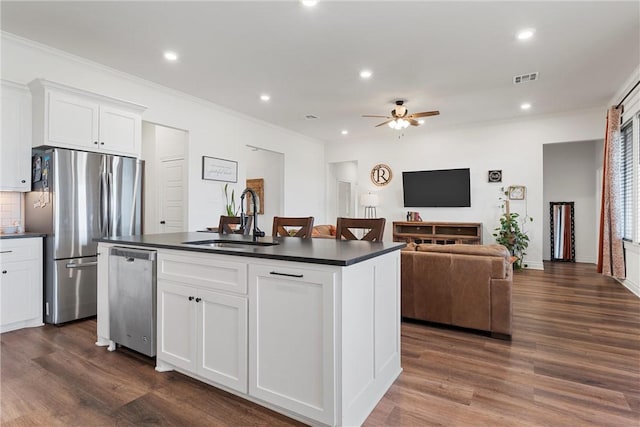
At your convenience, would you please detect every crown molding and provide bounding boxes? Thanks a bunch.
[1,31,325,146]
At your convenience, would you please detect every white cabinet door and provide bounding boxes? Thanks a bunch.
[0,81,31,191]
[47,90,100,149]
[30,80,145,157]
[0,260,40,329]
[99,105,141,157]
[198,288,248,393]
[157,280,198,372]
[0,237,43,333]
[249,264,336,425]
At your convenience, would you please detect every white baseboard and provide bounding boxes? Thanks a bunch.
[524,261,544,270]
[620,277,640,298]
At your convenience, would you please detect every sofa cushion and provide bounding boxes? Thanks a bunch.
[416,244,509,278]
[416,243,509,258]
[312,224,336,238]
[400,241,417,252]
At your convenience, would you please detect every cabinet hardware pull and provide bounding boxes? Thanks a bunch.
[2,270,6,274]
[100,142,105,145]
[21,179,26,183]
[94,141,98,144]
[0,250,13,254]
[126,257,135,263]
[269,271,304,278]
[160,221,166,224]
[188,296,194,301]
[195,297,202,302]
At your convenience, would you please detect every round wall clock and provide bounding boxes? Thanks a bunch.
[371,163,393,186]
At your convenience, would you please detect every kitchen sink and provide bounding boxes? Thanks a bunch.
[183,239,279,248]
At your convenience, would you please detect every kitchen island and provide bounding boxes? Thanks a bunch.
[96,232,404,427]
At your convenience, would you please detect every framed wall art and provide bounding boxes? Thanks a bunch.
[488,170,502,183]
[246,178,264,215]
[202,156,237,182]
[508,185,526,200]
[371,163,393,186]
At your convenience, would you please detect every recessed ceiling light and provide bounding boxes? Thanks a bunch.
[341,130,348,135]
[260,94,271,102]
[521,102,532,110]
[301,0,318,7]
[517,28,535,40]
[417,119,425,125]
[163,51,178,61]
[359,69,373,79]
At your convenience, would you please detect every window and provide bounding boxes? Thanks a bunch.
[620,121,634,241]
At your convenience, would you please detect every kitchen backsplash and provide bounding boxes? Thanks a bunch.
[0,192,23,227]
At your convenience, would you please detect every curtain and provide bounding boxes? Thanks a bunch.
[597,107,625,278]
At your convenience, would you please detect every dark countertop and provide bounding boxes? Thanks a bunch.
[0,232,47,240]
[96,232,405,266]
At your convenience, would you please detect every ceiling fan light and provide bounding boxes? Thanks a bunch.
[388,120,397,129]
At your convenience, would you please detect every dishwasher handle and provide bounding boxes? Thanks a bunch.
[110,247,156,261]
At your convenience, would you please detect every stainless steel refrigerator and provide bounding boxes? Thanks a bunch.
[25,147,143,324]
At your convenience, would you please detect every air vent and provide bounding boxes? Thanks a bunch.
[305,114,318,120]
[513,72,539,84]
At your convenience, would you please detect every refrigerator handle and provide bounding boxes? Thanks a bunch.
[100,171,109,236]
[108,172,116,236]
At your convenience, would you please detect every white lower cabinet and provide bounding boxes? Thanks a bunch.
[249,263,336,425]
[157,255,248,394]
[0,237,44,333]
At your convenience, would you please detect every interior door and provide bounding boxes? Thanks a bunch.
[159,158,186,233]
[337,180,352,217]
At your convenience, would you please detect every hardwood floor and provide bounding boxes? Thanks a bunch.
[2,262,639,426]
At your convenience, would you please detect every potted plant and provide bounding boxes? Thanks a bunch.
[493,188,532,270]
[224,183,238,216]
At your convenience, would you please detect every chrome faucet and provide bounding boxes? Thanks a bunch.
[240,188,265,239]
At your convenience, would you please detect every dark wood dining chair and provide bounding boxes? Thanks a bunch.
[335,217,386,242]
[272,216,314,238]
[218,215,252,235]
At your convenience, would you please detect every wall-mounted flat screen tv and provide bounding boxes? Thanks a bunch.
[402,168,471,207]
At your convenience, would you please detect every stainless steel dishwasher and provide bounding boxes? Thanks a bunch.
[109,246,157,357]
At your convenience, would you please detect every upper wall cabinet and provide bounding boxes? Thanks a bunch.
[0,80,32,192]
[29,79,146,158]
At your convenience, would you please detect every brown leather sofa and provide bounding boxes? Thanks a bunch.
[401,243,513,339]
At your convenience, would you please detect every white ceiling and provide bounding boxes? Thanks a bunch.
[2,1,638,143]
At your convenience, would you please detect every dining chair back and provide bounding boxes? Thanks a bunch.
[335,217,386,242]
[272,216,314,238]
[218,215,251,235]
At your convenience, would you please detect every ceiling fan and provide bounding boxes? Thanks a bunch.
[363,100,440,130]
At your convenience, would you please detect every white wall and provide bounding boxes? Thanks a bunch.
[1,33,326,231]
[543,140,599,263]
[245,147,284,235]
[326,108,605,269]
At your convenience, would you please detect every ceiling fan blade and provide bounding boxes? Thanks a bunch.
[375,119,394,127]
[408,111,440,119]
[362,115,391,118]
[408,119,420,126]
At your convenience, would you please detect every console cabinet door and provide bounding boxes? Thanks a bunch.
[249,264,336,425]
[198,288,248,393]
[157,280,197,372]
